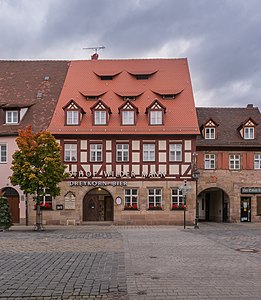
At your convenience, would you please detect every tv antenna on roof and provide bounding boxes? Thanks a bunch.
[83,46,105,60]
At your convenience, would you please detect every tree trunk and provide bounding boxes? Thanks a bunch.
[35,194,44,231]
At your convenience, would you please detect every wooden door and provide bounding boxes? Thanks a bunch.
[7,196,20,223]
[104,196,113,221]
[83,195,99,221]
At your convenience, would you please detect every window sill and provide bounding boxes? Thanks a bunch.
[124,208,139,211]
[148,207,163,211]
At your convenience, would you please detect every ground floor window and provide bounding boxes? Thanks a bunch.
[148,188,162,210]
[34,191,53,210]
[124,189,138,210]
[171,188,184,209]
[257,196,261,215]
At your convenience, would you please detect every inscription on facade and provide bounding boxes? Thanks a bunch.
[64,191,76,209]
[69,181,128,187]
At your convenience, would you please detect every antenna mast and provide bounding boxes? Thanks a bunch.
[83,46,105,60]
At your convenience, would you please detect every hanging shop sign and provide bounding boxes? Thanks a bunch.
[241,187,261,194]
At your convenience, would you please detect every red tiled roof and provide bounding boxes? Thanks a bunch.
[48,59,199,135]
[0,60,69,135]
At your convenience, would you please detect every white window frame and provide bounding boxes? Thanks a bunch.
[204,154,215,169]
[124,189,138,208]
[205,127,215,139]
[150,110,163,125]
[64,144,77,162]
[0,144,7,163]
[148,188,162,208]
[94,111,106,125]
[169,144,182,161]
[254,154,261,169]
[171,188,184,206]
[229,154,240,170]
[244,127,254,139]
[6,111,19,124]
[67,110,79,125]
[116,144,129,162]
[122,111,134,125]
[90,144,102,162]
[143,144,155,161]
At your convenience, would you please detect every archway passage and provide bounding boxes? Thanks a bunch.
[2,187,20,223]
[83,188,114,222]
[199,187,229,222]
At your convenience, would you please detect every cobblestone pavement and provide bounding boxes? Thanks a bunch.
[0,223,260,300]
[119,222,261,300]
[0,226,127,300]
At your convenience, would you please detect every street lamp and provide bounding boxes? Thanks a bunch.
[192,169,200,229]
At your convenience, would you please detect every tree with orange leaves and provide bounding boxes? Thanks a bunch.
[10,126,68,230]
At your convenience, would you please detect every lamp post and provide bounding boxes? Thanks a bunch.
[192,169,200,229]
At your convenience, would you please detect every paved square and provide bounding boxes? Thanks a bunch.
[0,223,260,299]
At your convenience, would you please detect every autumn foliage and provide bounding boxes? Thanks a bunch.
[10,126,68,198]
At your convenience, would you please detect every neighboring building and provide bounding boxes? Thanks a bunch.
[41,58,200,225]
[0,60,70,224]
[196,104,261,223]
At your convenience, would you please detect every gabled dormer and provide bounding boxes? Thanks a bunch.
[63,100,85,126]
[201,118,219,139]
[145,99,166,125]
[2,105,30,125]
[238,118,257,140]
[90,99,112,125]
[118,100,139,125]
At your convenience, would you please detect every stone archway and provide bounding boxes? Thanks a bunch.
[199,187,229,222]
[2,187,20,223]
[83,188,114,222]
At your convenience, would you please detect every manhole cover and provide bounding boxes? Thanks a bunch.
[134,272,143,276]
[236,248,258,253]
[137,290,147,295]
[149,256,158,259]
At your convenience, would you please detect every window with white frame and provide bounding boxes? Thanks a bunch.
[150,110,163,125]
[169,144,182,161]
[143,144,155,161]
[148,188,162,209]
[171,188,184,208]
[67,111,79,125]
[6,111,19,124]
[116,144,129,162]
[122,111,134,125]
[124,189,138,209]
[254,154,261,169]
[204,154,215,169]
[229,154,240,170]
[90,144,102,162]
[205,127,215,139]
[94,111,106,125]
[244,127,254,139]
[64,144,77,162]
[0,144,7,163]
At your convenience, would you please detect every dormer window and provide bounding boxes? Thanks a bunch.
[63,100,85,126]
[205,127,215,139]
[202,119,218,140]
[146,99,166,125]
[128,70,158,80]
[118,100,139,126]
[152,89,183,100]
[91,99,111,126]
[244,127,254,139]
[6,110,19,124]
[238,118,257,140]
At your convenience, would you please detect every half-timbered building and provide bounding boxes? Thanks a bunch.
[42,58,200,225]
[196,104,261,223]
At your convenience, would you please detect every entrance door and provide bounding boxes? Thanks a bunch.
[104,196,113,221]
[83,195,99,221]
[205,193,210,221]
[3,188,20,223]
[241,197,251,222]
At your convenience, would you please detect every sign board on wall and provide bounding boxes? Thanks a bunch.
[64,192,76,209]
[241,187,261,194]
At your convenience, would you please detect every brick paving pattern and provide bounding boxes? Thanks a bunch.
[0,223,260,299]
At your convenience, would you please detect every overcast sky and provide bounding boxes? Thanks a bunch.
[0,0,261,107]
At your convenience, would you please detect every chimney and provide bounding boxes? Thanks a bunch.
[247,104,254,109]
[91,53,99,60]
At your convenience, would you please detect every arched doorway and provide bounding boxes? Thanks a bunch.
[83,188,114,222]
[2,187,20,223]
[199,187,229,222]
